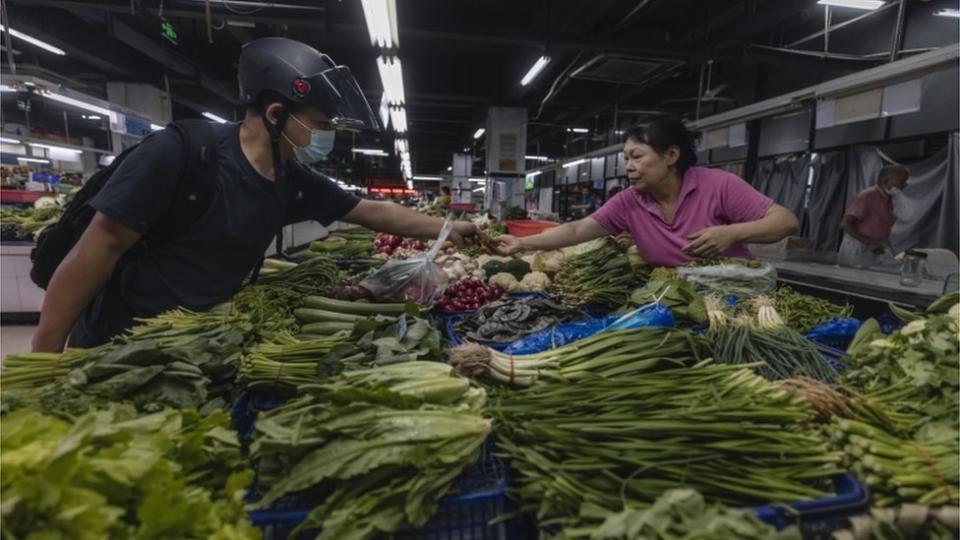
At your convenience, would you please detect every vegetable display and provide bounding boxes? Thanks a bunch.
[707,296,838,383]
[450,327,708,386]
[677,257,777,297]
[771,285,853,333]
[625,271,707,326]
[309,228,376,257]
[436,278,505,312]
[454,295,583,343]
[492,362,842,533]
[1,406,258,540]
[573,489,800,540]
[250,362,490,540]
[0,204,63,240]
[550,236,639,307]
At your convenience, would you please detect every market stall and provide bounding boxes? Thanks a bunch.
[3,220,957,540]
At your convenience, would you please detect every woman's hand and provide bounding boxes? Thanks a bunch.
[492,234,524,256]
[682,225,741,259]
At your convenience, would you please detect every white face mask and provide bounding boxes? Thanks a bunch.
[283,114,336,163]
[886,187,902,197]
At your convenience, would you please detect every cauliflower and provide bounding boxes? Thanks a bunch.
[489,272,520,292]
[531,250,565,275]
[519,271,551,292]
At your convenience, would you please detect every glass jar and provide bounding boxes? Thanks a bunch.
[899,250,928,287]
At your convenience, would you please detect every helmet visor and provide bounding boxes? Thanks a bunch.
[301,66,381,132]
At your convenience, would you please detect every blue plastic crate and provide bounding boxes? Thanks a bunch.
[247,439,514,540]
[752,474,869,533]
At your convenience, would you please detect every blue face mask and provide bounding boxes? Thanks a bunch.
[284,114,336,163]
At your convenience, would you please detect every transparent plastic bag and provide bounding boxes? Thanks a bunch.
[676,262,777,297]
[360,221,453,305]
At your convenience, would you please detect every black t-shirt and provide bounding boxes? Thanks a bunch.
[70,123,359,347]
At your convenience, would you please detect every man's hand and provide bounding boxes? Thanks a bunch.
[492,234,523,256]
[447,221,480,247]
[682,225,740,259]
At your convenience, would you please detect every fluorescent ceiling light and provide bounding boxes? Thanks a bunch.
[473,128,485,139]
[150,123,164,131]
[567,127,589,133]
[0,24,66,55]
[0,85,15,92]
[360,0,399,48]
[30,142,81,153]
[934,8,960,17]
[352,148,389,156]
[17,157,50,164]
[817,0,883,9]
[520,56,551,86]
[469,177,485,183]
[202,112,228,124]
[446,166,452,171]
[526,170,543,178]
[43,91,113,117]
[394,138,409,154]
[563,158,587,168]
[472,187,485,192]
[0,137,21,144]
[525,155,550,161]
[376,56,405,105]
[81,114,102,120]
[412,175,442,181]
[389,106,408,133]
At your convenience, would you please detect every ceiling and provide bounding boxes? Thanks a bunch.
[2,0,956,181]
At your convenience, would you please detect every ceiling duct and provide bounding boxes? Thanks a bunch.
[569,54,677,85]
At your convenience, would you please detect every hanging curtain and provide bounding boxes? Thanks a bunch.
[884,132,960,254]
[807,134,959,254]
[752,155,810,219]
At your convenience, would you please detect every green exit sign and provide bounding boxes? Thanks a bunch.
[161,18,178,45]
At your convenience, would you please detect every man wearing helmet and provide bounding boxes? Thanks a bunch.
[32,38,479,352]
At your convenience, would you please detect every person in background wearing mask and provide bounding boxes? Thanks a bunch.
[494,116,798,265]
[32,38,479,352]
[839,165,909,258]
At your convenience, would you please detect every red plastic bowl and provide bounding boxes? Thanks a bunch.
[505,219,559,237]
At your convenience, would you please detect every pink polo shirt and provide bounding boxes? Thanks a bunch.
[843,186,895,242]
[590,167,774,267]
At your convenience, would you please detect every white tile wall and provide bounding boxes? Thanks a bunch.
[0,247,43,313]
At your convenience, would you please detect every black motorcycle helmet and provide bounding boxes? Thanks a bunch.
[238,37,380,133]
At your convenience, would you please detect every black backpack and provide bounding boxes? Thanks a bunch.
[30,120,222,289]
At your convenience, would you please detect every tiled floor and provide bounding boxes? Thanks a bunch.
[1,325,36,357]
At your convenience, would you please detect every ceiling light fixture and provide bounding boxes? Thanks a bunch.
[30,142,81,153]
[0,85,15,92]
[376,56,405,105]
[473,128,485,139]
[567,127,589,133]
[469,177,485,183]
[0,24,66,55]
[0,137,21,144]
[525,155,550,161]
[520,55,551,86]
[17,157,51,164]
[817,0,883,10]
[360,0,399,48]
[563,158,587,168]
[412,175,442,181]
[202,112,228,124]
[934,8,960,17]
[526,170,543,178]
[352,148,389,156]
[389,106,408,133]
[43,91,113,117]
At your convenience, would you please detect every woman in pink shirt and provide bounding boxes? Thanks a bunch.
[495,117,799,267]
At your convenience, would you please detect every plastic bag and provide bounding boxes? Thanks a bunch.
[805,317,863,350]
[360,221,453,305]
[503,303,675,355]
[677,262,777,297]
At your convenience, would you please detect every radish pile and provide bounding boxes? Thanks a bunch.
[437,279,506,312]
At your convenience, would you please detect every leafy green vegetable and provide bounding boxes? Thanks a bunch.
[551,236,640,308]
[250,362,489,540]
[562,489,801,540]
[625,277,707,326]
[0,406,259,540]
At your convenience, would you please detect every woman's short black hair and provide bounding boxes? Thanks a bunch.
[622,116,700,175]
